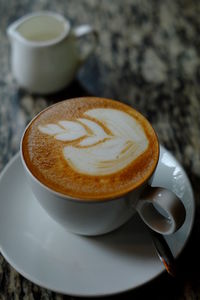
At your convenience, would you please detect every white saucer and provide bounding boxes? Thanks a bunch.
[0,146,195,297]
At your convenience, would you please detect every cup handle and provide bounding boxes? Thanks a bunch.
[73,25,98,64]
[136,186,186,235]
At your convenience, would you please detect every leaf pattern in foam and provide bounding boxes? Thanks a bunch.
[39,120,87,141]
[84,108,146,142]
[38,108,149,175]
[78,118,109,146]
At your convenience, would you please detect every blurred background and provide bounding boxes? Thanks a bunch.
[0,0,200,299]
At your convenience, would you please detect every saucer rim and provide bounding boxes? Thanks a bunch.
[0,146,195,297]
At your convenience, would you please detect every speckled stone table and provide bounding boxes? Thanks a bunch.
[0,0,200,299]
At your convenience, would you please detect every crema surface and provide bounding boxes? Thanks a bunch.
[22,98,159,200]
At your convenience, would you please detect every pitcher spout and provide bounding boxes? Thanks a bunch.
[7,21,19,42]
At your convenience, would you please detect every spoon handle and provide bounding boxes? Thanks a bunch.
[150,229,177,277]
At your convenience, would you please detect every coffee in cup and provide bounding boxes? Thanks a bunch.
[22,97,159,200]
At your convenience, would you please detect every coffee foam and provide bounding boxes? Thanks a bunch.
[22,98,159,200]
[39,108,148,175]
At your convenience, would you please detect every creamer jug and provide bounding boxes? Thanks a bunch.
[7,12,98,94]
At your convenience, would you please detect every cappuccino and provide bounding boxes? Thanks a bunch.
[22,97,159,200]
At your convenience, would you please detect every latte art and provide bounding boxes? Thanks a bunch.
[39,108,148,175]
[22,97,159,199]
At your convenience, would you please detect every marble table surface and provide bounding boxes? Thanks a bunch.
[0,0,200,299]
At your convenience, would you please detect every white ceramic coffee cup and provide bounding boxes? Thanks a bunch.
[7,11,98,94]
[20,120,186,237]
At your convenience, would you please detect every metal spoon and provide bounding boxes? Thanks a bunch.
[149,229,177,277]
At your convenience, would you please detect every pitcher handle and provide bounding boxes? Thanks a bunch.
[73,25,98,64]
[136,186,186,235]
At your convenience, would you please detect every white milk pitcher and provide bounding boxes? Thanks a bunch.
[7,12,98,94]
